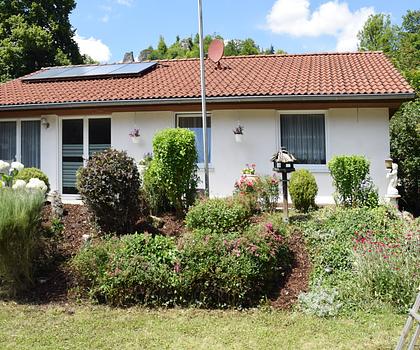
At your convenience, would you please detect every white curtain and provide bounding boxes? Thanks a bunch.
[280,114,326,164]
[178,115,211,163]
[21,120,41,168]
[0,122,17,162]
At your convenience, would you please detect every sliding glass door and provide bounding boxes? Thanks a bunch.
[61,118,110,195]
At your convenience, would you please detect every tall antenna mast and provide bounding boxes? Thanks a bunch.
[197,0,209,196]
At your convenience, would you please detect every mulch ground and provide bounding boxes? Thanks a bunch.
[23,204,311,309]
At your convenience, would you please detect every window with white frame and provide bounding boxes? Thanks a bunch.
[176,113,211,163]
[0,120,41,167]
[280,113,326,164]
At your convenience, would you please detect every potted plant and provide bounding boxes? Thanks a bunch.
[233,125,244,143]
[129,128,140,143]
[242,163,257,180]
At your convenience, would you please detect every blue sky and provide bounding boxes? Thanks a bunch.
[70,0,417,63]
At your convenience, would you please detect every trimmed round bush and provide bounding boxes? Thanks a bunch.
[185,197,254,234]
[77,148,141,234]
[289,169,318,212]
[15,167,50,192]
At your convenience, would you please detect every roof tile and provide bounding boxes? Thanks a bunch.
[0,52,414,107]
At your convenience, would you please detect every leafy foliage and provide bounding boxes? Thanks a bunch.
[390,99,420,215]
[0,0,84,81]
[328,155,378,208]
[357,14,397,54]
[71,219,291,308]
[185,197,254,234]
[0,188,44,294]
[76,149,141,235]
[300,206,420,313]
[298,286,342,317]
[149,129,199,216]
[14,167,50,192]
[289,169,318,212]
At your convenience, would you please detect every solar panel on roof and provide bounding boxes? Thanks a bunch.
[22,62,157,82]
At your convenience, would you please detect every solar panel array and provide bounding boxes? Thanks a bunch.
[22,62,157,82]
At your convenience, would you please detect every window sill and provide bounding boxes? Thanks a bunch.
[294,164,329,173]
[197,164,215,172]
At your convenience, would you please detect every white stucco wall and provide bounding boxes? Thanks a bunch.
[38,107,390,204]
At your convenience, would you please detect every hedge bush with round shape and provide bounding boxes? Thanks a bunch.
[185,197,254,234]
[77,148,141,234]
[289,169,318,212]
[14,167,50,192]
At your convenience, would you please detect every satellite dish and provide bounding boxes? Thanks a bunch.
[208,39,224,63]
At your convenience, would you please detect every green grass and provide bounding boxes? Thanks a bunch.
[0,302,405,350]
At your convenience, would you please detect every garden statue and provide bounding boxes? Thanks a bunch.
[386,163,399,195]
[385,162,400,207]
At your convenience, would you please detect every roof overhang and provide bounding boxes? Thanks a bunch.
[0,93,415,112]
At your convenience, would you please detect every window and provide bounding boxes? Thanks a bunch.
[61,117,111,195]
[280,114,326,164]
[0,120,41,167]
[176,114,211,163]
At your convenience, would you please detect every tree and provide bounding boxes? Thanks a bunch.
[358,9,420,215]
[357,14,397,54]
[390,100,420,216]
[239,38,260,55]
[0,0,83,81]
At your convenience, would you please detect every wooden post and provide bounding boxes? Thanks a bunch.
[282,171,289,222]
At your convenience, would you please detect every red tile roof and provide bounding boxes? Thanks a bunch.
[0,52,414,108]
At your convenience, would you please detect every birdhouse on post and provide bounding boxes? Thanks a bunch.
[271,148,296,222]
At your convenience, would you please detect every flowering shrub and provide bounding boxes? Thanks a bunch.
[352,229,420,311]
[15,167,50,192]
[301,205,420,313]
[71,216,291,307]
[234,175,279,212]
[242,163,256,175]
[0,161,24,187]
[71,233,180,306]
[179,222,291,307]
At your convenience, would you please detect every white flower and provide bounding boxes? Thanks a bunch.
[12,179,27,189]
[0,160,10,173]
[26,178,47,193]
[0,181,5,188]
[10,161,24,172]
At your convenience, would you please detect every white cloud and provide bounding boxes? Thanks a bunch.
[101,14,110,23]
[116,0,133,6]
[266,0,374,51]
[74,33,112,63]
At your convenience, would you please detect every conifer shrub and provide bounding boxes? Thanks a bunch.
[289,169,318,212]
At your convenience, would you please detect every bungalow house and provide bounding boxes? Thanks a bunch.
[0,52,415,203]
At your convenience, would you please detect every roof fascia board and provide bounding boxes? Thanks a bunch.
[0,93,415,111]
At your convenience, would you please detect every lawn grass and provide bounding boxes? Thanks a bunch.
[0,302,405,350]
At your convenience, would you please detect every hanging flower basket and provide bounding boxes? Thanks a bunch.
[131,136,140,144]
[129,128,140,143]
[235,133,243,143]
[233,125,244,143]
